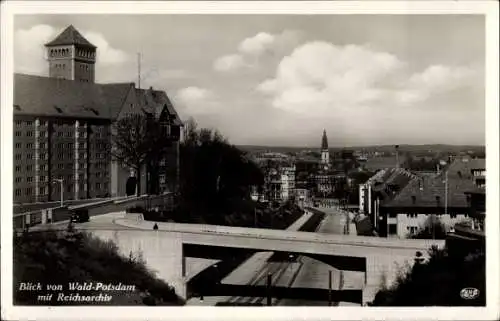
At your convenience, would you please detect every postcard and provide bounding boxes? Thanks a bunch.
[1,1,499,320]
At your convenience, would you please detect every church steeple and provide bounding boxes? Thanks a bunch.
[321,129,328,150]
[45,25,97,83]
[320,129,330,170]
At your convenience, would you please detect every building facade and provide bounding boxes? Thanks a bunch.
[13,25,182,204]
[379,175,478,238]
[358,154,487,238]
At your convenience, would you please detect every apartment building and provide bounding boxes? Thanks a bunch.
[379,175,477,238]
[13,25,182,204]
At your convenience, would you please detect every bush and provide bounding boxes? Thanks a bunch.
[14,230,184,306]
[370,246,485,306]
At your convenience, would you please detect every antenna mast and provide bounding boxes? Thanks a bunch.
[137,53,141,89]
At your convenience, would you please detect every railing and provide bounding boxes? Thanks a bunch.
[13,193,173,231]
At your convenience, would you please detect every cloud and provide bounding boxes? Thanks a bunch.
[82,31,130,65]
[257,41,406,114]
[14,24,130,76]
[238,32,275,56]
[213,54,247,72]
[255,40,482,144]
[174,86,221,117]
[258,41,478,114]
[177,86,213,103]
[213,30,303,72]
[14,24,57,75]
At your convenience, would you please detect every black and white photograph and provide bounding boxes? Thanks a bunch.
[1,1,499,321]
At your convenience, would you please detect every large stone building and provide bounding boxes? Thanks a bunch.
[13,25,182,204]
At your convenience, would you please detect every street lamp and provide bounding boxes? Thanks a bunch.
[444,170,448,215]
[52,179,64,208]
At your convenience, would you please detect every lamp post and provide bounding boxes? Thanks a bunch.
[52,179,64,207]
[444,170,448,215]
[328,270,333,306]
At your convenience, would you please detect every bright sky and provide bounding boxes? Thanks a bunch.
[14,14,485,147]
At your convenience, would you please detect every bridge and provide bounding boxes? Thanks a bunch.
[34,209,445,305]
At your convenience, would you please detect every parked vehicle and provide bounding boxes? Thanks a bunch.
[71,209,90,223]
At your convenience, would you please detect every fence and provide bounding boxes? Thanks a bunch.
[13,193,173,231]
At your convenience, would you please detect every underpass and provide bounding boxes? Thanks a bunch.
[30,206,444,305]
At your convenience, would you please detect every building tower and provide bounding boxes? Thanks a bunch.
[45,25,97,83]
[321,129,330,170]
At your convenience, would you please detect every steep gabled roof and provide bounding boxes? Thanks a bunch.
[14,73,133,120]
[135,88,182,126]
[438,156,486,180]
[365,168,417,204]
[384,175,477,208]
[45,25,96,48]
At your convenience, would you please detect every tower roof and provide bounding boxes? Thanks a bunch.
[321,129,328,150]
[45,25,96,48]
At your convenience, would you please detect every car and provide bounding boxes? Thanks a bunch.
[71,209,90,223]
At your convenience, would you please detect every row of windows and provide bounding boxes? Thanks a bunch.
[14,131,109,139]
[15,171,108,181]
[15,182,105,197]
[401,213,461,219]
[14,153,107,162]
[49,48,71,58]
[14,131,95,138]
[16,169,109,179]
[79,64,91,71]
[15,142,104,150]
[54,64,66,70]
[15,153,48,160]
[14,120,98,127]
[77,49,95,59]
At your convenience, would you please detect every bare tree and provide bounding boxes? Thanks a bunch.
[111,113,169,196]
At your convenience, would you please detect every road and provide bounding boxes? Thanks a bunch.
[216,208,356,306]
[279,208,350,306]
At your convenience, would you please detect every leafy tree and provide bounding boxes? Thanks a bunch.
[178,119,264,224]
[111,113,171,196]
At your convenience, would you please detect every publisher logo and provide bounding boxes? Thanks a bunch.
[460,287,480,300]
